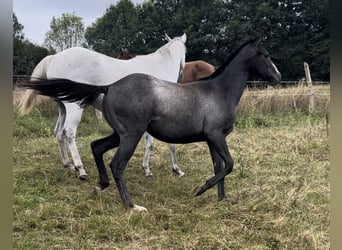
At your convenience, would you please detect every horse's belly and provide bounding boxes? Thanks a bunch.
[147,120,205,144]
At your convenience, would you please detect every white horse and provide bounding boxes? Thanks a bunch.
[18,34,187,180]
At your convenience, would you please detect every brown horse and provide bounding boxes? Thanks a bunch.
[180,60,216,83]
[117,48,216,82]
[116,48,136,59]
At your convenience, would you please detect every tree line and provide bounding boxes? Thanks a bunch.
[13,0,329,82]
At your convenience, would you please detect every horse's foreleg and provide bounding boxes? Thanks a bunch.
[142,133,154,177]
[111,133,147,211]
[168,144,185,177]
[91,132,120,193]
[63,103,87,180]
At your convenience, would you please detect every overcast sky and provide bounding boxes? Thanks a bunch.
[13,0,145,45]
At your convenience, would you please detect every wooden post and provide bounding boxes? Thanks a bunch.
[304,62,314,113]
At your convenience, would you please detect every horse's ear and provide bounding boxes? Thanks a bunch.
[253,37,261,45]
[165,33,172,41]
[248,32,261,44]
[181,33,187,43]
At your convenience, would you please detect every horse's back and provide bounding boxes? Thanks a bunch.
[196,60,215,70]
[46,47,130,85]
[181,60,215,83]
[46,46,181,85]
[103,74,158,122]
[192,61,215,76]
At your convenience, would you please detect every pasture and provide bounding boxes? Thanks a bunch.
[13,85,330,249]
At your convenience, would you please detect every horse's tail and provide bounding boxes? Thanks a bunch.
[18,55,54,114]
[18,78,109,107]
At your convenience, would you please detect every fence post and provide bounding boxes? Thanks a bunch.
[304,62,314,113]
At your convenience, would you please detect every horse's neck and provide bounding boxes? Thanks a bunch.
[213,57,249,105]
[151,43,184,80]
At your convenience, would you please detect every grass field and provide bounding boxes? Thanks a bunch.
[13,85,330,249]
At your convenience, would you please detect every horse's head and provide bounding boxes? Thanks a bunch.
[247,37,281,84]
[163,33,187,82]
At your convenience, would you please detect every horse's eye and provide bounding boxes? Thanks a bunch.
[264,53,269,58]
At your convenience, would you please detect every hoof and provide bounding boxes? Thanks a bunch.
[172,170,185,177]
[192,185,204,197]
[142,165,153,177]
[145,173,154,178]
[93,186,103,195]
[131,205,148,213]
[78,174,88,181]
[64,163,76,171]
[218,195,226,202]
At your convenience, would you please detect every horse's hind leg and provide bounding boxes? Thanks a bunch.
[63,102,88,180]
[54,101,74,170]
[111,132,147,211]
[91,132,120,193]
[142,133,185,177]
[194,133,234,200]
[168,144,185,177]
[208,144,225,199]
[142,133,154,177]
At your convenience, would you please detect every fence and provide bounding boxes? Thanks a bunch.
[13,62,330,115]
[242,63,330,114]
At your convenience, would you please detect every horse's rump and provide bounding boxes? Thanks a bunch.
[18,55,54,114]
[180,60,215,83]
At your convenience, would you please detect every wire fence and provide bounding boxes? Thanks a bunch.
[13,75,330,88]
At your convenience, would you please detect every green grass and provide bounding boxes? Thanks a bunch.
[13,86,330,249]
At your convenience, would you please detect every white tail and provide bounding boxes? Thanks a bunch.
[18,55,54,114]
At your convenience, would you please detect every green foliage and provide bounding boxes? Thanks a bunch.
[13,0,330,82]
[85,0,141,55]
[13,13,24,41]
[13,102,112,139]
[13,40,50,78]
[85,0,329,81]
[13,108,55,138]
[13,13,51,79]
[44,13,85,52]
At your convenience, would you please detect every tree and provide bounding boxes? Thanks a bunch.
[13,13,26,76]
[13,13,50,81]
[85,0,140,56]
[301,0,329,80]
[84,0,330,81]
[13,13,24,41]
[168,0,227,64]
[44,13,85,52]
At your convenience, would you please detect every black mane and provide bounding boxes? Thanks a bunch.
[199,36,259,81]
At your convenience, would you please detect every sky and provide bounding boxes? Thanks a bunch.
[13,0,145,45]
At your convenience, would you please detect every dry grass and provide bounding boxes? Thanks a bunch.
[13,85,330,249]
[238,84,330,114]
